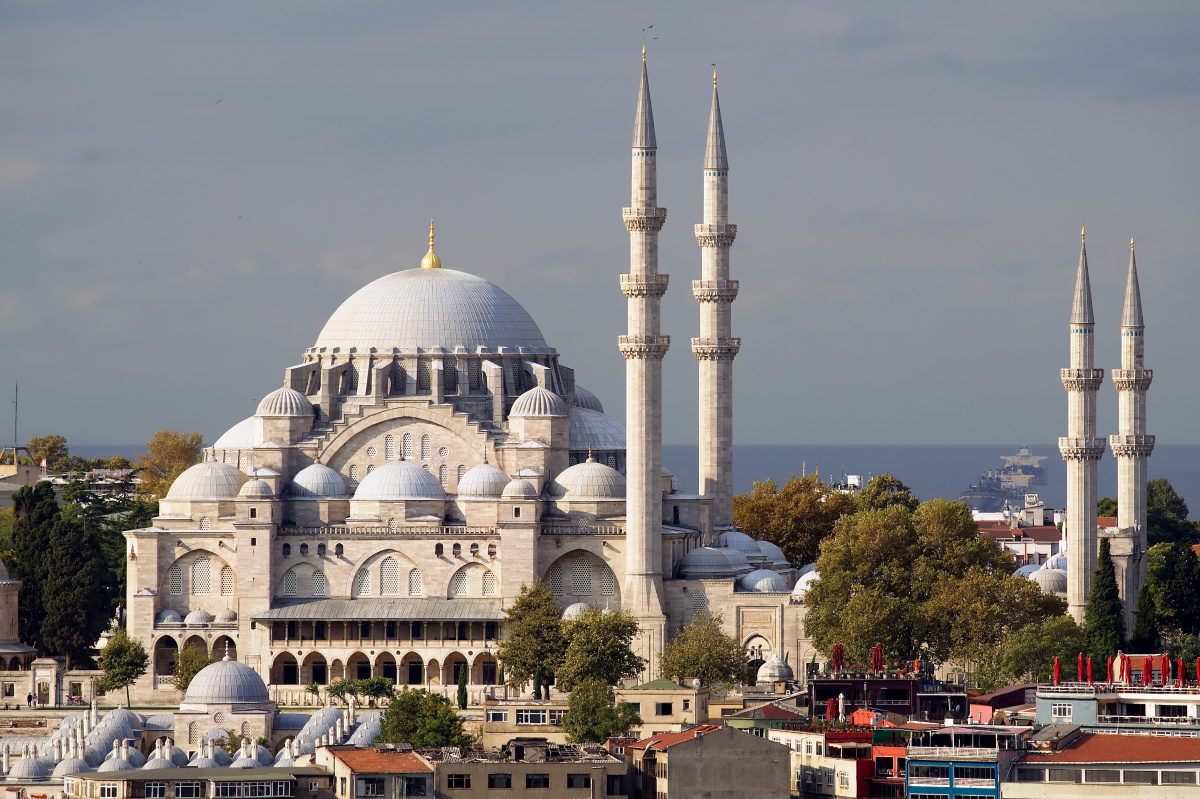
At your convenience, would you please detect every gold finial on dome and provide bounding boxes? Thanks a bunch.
[421,219,441,269]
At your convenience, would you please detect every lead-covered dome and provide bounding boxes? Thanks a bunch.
[289,464,348,499]
[510,387,568,418]
[568,407,625,451]
[313,269,548,354]
[183,656,270,705]
[573,386,604,413]
[1029,568,1067,596]
[715,531,769,564]
[457,464,509,499]
[677,547,735,579]
[757,540,791,570]
[501,479,539,499]
[239,479,274,499]
[212,417,255,450]
[738,569,789,593]
[165,462,248,502]
[353,461,445,501]
[549,457,625,501]
[757,654,795,683]
[256,387,312,417]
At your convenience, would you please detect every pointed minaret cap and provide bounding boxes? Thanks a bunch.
[704,72,728,170]
[632,50,657,149]
[1070,224,1094,324]
[420,220,441,269]
[1122,235,1144,328]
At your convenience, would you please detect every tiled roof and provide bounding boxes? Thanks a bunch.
[1098,516,1117,528]
[625,678,687,691]
[332,749,433,774]
[1022,733,1200,765]
[728,701,805,721]
[629,725,722,751]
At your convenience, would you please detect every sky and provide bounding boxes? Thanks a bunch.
[2,1,1199,448]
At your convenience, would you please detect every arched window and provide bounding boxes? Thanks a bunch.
[452,543,461,557]
[283,571,298,596]
[282,543,292,557]
[188,722,197,745]
[387,518,396,530]
[443,357,457,392]
[470,543,479,556]
[607,454,617,469]
[549,563,563,596]
[599,565,616,596]
[168,564,183,595]
[572,558,592,596]
[402,434,413,459]
[456,464,466,483]
[348,465,359,483]
[421,435,431,460]
[354,569,372,597]
[300,543,309,556]
[439,465,448,487]
[487,543,497,558]
[408,568,422,596]
[482,571,497,596]
[380,557,400,595]
[335,543,344,557]
[691,590,707,620]
[198,517,210,531]
[311,572,327,597]
[384,435,395,460]
[435,543,444,557]
[450,570,468,596]
[191,557,211,595]
[220,567,234,596]
[240,722,251,738]
[317,543,326,557]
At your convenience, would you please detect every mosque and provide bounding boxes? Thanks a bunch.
[121,53,811,706]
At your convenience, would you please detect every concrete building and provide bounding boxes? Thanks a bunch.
[626,724,791,799]
[614,678,708,737]
[767,726,874,798]
[479,699,569,748]
[314,745,433,799]
[905,725,1032,799]
[1006,731,1200,797]
[422,739,626,798]
[1034,677,1200,733]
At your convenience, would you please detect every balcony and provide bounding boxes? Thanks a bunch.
[907,777,950,787]
[907,747,999,762]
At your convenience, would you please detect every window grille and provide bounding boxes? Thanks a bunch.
[417,360,431,393]
[354,569,371,597]
[390,362,405,395]
[169,564,183,595]
[344,361,359,393]
[510,361,521,393]
[221,567,234,596]
[191,557,211,594]
[457,464,466,482]
[380,557,400,595]
[384,436,395,460]
[241,722,251,737]
[311,572,327,597]
[691,590,707,619]
[482,571,497,595]
[439,465,448,487]
[421,435,431,460]
[607,454,617,469]
[438,446,448,457]
[600,566,616,596]
[572,558,592,595]
[408,568,422,596]
[366,464,374,474]
[468,360,481,391]
[367,445,377,458]
[198,516,210,531]
[450,571,468,596]
[349,464,359,482]
[577,516,590,531]
[549,564,563,595]
[188,722,197,744]
[283,571,298,596]
[387,518,396,530]
[402,433,413,459]
[443,358,457,392]
[223,453,231,464]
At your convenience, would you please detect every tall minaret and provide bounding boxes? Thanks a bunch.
[1059,226,1106,623]
[1109,237,1153,627]
[693,69,740,530]
[619,46,669,666]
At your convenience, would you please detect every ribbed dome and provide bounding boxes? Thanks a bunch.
[501,479,539,499]
[562,602,591,620]
[52,757,91,777]
[215,609,238,622]
[156,609,182,624]
[142,756,174,770]
[239,479,274,499]
[289,464,348,499]
[568,407,625,451]
[677,547,735,579]
[353,461,445,501]
[715,531,768,563]
[511,387,568,418]
[456,464,509,499]
[183,656,270,705]
[757,654,795,683]
[188,756,220,769]
[550,458,626,500]
[793,570,820,600]
[212,417,255,450]
[11,757,50,780]
[738,569,789,593]
[313,268,548,354]
[796,563,817,578]
[1044,554,1067,571]
[97,758,133,773]
[184,609,213,625]
[720,547,754,575]
[256,387,312,417]
[757,540,791,570]
[573,385,604,413]
[165,462,247,502]
[1030,568,1068,595]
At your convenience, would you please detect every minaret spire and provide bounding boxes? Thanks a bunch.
[1071,224,1094,324]
[632,52,656,149]
[1122,236,1144,327]
[693,70,739,528]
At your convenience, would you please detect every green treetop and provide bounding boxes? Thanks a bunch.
[557,608,643,692]
[1084,538,1125,661]
[732,474,854,566]
[495,582,565,694]
[97,629,149,707]
[172,644,213,692]
[563,679,641,743]
[379,688,473,748]
[658,613,747,689]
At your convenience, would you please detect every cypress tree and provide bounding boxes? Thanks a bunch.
[41,509,112,668]
[1129,582,1160,652]
[1085,538,1126,660]
[9,483,58,650]
[456,662,468,710]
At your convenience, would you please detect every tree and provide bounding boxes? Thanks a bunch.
[134,430,204,499]
[8,482,59,650]
[327,678,359,704]
[1000,616,1088,683]
[563,679,642,743]
[495,582,565,694]
[1084,538,1126,661]
[305,682,323,705]
[1147,479,1196,547]
[854,473,919,513]
[27,435,69,472]
[106,455,132,470]
[379,688,473,748]
[1157,542,1200,635]
[457,662,468,710]
[97,629,148,706]
[41,507,114,667]
[556,609,643,692]
[172,644,213,692]
[358,676,395,704]
[732,475,854,566]
[1130,582,1160,652]
[1097,497,1119,517]
[658,613,747,688]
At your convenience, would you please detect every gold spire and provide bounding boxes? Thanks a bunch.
[421,219,441,269]
[1131,234,1135,249]
[642,40,646,61]
[1081,223,1086,242]
[713,67,718,87]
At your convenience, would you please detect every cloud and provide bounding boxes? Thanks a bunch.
[60,283,123,310]
[835,16,904,56]
[0,158,49,189]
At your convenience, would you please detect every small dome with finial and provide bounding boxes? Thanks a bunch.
[420,220,441,269]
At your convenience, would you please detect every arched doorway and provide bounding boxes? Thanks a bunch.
[472,652,498,686]
[401,653,424,685]
[443,653,467,686]
[154,636,179,677]
[302,652,328,686]
[211,636,237,661]
[347,652,371,681]
[272,653,299,685]
[374,652,397,684]
[744,635,770,685]
[426,659,441,685]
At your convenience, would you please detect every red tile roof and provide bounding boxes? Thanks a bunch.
[1098,516,1117,528]
[332,749,432,774]
[728,701,806,721]
[629,725,723,752]
[1022,733,1200,765]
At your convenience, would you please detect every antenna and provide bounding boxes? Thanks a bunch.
[12,383,16,453]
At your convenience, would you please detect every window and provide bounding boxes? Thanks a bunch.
[910,766,948,780]
[457,464,466,483]
[600,565,616,595]
[450,571,468,596]
[1047,768,1082,783]
[191,556,211,594]
[335,543,343,557]
[384,435,395,460]
[145,783,167,798]
[314,621,326,640]
[311,572,327,597]
[683,700,690,710]
[435,543,444,557]
[402,433,413,459]
[367,464,374,474]
[221,566,234,596]
[349,465,359,482]
[1164,771,1197,785]
[1085,770,1120,783]
[308,783,317,793]
[485,621,497,639]
[439,464,448,487]
[169,564,183,595]
[1016,768,1044,782]
[691,590,707,619]
[516,709,548,724]
[357,778,385,796]
[488,543,497,557]
[486,709,509,723]
[199,516,210,530]
[412,621,423,638]
[482,571,497,595]
[354,569,371,597]
[549,564,563,595]
[445,775,469,789]
[317,544,326,557]
[655,702,673,716]
[525,774,550,789]
[385,620,396,638]
[572,558,592,595]
[955,766,994,782]
[175,782,203,798]
[838,773,849,789]
[380,557,400,594]
[470,543,479,556]
[1050,703,1073,720]
[300,543,309,556]
[402,778,425,797]
[606,775,624,796]
[468,360,481,391]
[340,779,346,796]
[287,621,297,638]
[283,571,298,596]
[627,703,640,715]
[421,435,431,460]
[549,709,566,725]
[360,621,371,638]
[566,774,590,788]
[249,507,257,519]
[452,542,461,557]
[282,543,292,557]
[1123,770,1158,785]
[99,785,118,799]
[513,506,521,519]
[487,773,512,789]
[408,568,423,596]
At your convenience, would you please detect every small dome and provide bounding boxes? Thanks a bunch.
[156,609,182,624]
[188,756,220,769]
[165,462,248,502]
[254,745,273,766]
[215,609,238,622]
[573,385,604,413]
[715,531,768,563]
[757,654,795,683]
[352,461,445,501]
[102,708,144,729]
[456,464,509,499]
[501,479,538,500]
[289,464,348,499]
[550,458,626,501]
[1013,564,1040,578]
[1030,568,1068,595]
[568,407,625,451]
[212,417,255,450]
[142,756,174,770]
[83,745,110,767]
[757,540,791,570]
[52,757,92,777]
[562,602,591,620]
[797,563,817,578]
[97,758,134,773]
[256,387,313,418]
[793,570,820,601]
[239,479,274,499]
[273,751,294,767]
[720,547,755,575]
[183,656,270,705]
[184,609,213,625]
[677,547,736,579]
[230,754,258,769]
[166,746,189,767]
[1044,554,1067,571]
[738,569,789,593]
[510,386,568,418]
[10,757,50,780]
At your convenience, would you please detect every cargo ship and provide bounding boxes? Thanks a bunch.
[958,447,1048,512]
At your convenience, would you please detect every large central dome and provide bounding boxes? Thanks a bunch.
[313,268,548,354]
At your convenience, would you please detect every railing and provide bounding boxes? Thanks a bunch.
[282,526,496,537]
[955,778,997,787]
[907,778,950,787]
[540,525,626,536]
[1040,682,1200,696]
[907,747,999,761]
[154,676,176,688]
[1097,715,1197,725]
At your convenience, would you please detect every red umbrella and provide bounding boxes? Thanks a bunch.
[1142,656,1153,685]
[1178,658,1185,687]
[826,697,837,721]
[1162,654,1171,684]
[1053,657,1060,685]
[1087,658,1094,684]
[1106,656,1113,683]
[1077,652,1084,682]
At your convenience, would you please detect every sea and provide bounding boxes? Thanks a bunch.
[71,443,1200,510]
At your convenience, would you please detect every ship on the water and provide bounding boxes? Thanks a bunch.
[958,446,1048,512]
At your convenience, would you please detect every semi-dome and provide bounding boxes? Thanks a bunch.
[289,464,348,499]
[738,569,789,593]
[183,655,270,705]
[677,547,735,579]
[562,602,591,620]
[568,407,625,451]
[352,462,445,501]
[256,387,312,417]
[715,531,768,563]
[456,463,509,499]
[212,417,255,450]
[757,654,795,683]
[239,479,274,499]
[165,462,248,502]
[1030,568,1068,596]
[156,609,182,624]
[10,757,50,780]
[720,547,755,575]
[510,387,568,418]
[313,268,548,354]
[573,386,604,413]
[757,540,791,570]
[793,570,820,601]
[501,479,538,500]
[549,458,625,501]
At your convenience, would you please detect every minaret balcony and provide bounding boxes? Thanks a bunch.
[1109,434,1155,458]
[623,207,667,232]
[1112,369,1153,391]
[620,274,670,298]
[1058,437,1107,461]
[692,280,739,303]
[618,335,671,359]
[1060,368,1104,391]
[691,337,741,361]
[694,223,737,247]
